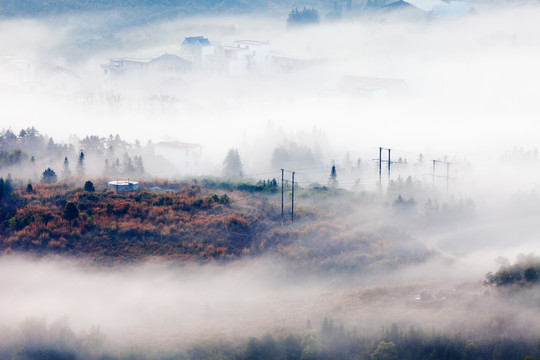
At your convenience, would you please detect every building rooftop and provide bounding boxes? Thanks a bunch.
[182,36,211,46]
[108,180,138,185]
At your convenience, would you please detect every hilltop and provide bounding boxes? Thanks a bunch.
[0,178,431,270]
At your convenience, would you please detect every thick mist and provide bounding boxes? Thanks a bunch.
[1,4,540,358]
[0,254,538,355]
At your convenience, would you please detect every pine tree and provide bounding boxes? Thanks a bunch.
[223,148,243,179]
[41,168,57,184]
[62,156,71,178]
[328,165,338,188]
[76,151,85,177]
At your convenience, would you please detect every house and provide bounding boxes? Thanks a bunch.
[100,54,191,91]
[45,66,82,94]
[108,180,139,191]
[181,36,214,69]
[206,40,271,76]
[153,141,203,176]
[100,57,152,88]
[206,46,251,76]
[234,40,271,70]
[148,54,192,74]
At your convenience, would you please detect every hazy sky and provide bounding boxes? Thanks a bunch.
[1,6,539,161]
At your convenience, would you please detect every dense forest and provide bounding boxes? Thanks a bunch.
[0,0,341,19]
[1,316,538,360]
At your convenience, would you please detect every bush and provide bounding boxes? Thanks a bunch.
[63,202,79,221]
[84,181,95,192]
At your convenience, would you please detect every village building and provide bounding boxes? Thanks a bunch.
[181,36,214,69]
[108,180,139,191]
[45,66,83,94]
[100,54,191,91]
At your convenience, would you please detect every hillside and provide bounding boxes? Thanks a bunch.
[0,0,329,19]
[0,178,431,270]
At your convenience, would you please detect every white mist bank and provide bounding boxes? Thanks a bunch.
[0,249,538,352]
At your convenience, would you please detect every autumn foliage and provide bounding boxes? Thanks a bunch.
[0,181,266,262]
[0,179,431,269]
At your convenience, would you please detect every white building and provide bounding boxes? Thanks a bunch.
[100,57,152,88]
[234,40,271,70]
[181,36,214,69]
[100,54,191,91]
[45,67,82,94]
[207,46,251,76]
[108,180,139,191]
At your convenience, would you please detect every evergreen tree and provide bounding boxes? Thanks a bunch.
[135,155,145,176]
[62,156,71,178]
[328,165,338,187]
[371,341,398,360]
[0,178,4,201]
[287,7,320,27]
[103,159,110,177]
[223,148,243,179]
[76,151,85,177]
[63,202,79,221]
[84,180,95,192]
[41,168,57,184]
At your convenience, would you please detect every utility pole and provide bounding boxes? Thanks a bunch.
[432,160,451,197]
[379,147,382,192]
[432,160,436,192]
[291,171,295,223]
[378,147,392,192]
[446,162,450,197]
[281,168,284,227]
[387,148,391,183]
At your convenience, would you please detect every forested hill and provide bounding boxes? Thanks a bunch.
[0,0,299,18]
[0,178,431,269]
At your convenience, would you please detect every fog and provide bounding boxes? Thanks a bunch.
[0,253,538,355]
[1,3,540,358]
[2,7,540,158]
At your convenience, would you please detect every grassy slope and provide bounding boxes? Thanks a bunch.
[0,179,431,269]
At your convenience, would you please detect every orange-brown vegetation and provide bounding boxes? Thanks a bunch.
[0,180,431,268]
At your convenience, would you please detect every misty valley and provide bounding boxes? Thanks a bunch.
[1,1,540,359]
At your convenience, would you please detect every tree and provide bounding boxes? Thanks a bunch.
[62,156,71,178]
[84,181,95,192]
[41,168,57,184]
[76,151,85,176]
[300,329,321,360]
[223,148,243,179]
[371,341,398,360]
[328,165,338,187]
[63,202,79,221]
[135,155,145,176]
[287,7,320,27]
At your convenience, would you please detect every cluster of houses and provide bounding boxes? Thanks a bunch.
[99,36,328,91]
